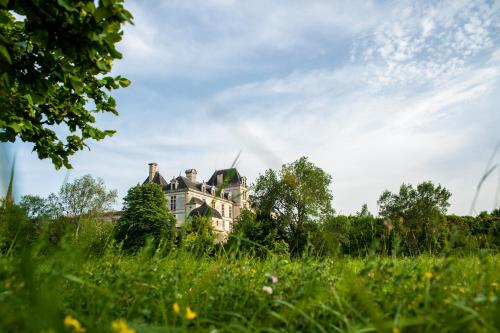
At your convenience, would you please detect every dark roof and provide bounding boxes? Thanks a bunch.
[146,174,198,192]
[207,168,243,187]
[189,202,222,219]
[143,172,168,186]
[174,176,198,191]
[187,197,204,205]
[144,170,239,199]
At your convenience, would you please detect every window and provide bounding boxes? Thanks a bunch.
[170,196,176,211]
[223,220,226,230]
[222,204,225,217]
[229,206,232,219]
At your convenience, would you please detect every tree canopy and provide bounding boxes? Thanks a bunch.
[251,156,333,255]
[377,181,452,254]
[58,174,117,219]
[378,181,451,221]
[114,183,176,252]
[0,0,132,169]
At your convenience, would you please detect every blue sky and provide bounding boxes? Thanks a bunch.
[3,0,500,215]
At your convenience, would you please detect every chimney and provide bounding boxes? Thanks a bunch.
[216,173,223,186]
[185,168,197,183]
[148,162,158,182]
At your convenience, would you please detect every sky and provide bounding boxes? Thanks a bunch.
[2,0,500,215]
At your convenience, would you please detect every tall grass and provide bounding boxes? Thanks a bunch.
[0,221,499,333]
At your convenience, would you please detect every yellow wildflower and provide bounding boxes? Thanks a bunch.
[459,287,465,294]
[64,315,86,333]
[491,282,499,289]
[424,271,433,279]
[185,306,197,320]
[111,319,135,333]
[172,302,180,315]
[392,327,400,333]
[251,268,257,274]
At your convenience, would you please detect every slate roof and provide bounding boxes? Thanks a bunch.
[187,197,204,205]
[189,202,222,219]
[207,168,243,187]
[144,173,199,192]
[144,169,239,201]
[142,172,168,187]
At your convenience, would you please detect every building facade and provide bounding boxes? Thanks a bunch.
[143,163,249,237]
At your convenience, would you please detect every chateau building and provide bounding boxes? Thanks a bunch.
[143,163,249,237]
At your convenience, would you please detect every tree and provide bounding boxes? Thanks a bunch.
[114,183,176,252]
[252,156,334,255]
[59,174,117,235]
[377,181,451,254]
[19,194,46,219]
[0,1,132,169]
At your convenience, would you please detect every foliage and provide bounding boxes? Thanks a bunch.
[58,174,117,234]
[228,209,289,257]
[378,181,451,220]
[0,0,132,169]
[20,175,116,229]
[251,156,333,256]
[0,201,38,253]
[378,181,452,255]
[179,215,216,257]
[114,183,176,252]
[19,194,46,219]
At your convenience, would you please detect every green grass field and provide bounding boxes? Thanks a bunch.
[1,242,499,333]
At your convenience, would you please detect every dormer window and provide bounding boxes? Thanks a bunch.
[170,177,178,190]
[201,181,206,193]
[210,186,215,196]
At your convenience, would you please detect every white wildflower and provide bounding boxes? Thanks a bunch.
[262,286,273,294]
[265,273,279,284]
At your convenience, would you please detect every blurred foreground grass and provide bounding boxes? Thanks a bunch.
[1,238,499,333]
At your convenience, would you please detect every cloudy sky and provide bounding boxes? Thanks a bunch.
[4,0,500,215]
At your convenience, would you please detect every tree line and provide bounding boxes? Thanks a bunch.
[1,156,499,258]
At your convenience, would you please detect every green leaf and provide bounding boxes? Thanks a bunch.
[118,77,130,88]
[23,94,33,105]
[57,0,77,12]
[0,0,9,8]
[70,75,84,93]
[0,44,12,64]
[96,59,109,71]
[7,122,21,132]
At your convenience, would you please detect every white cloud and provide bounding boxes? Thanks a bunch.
[115,0,389,77]
[352,0,500,87]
